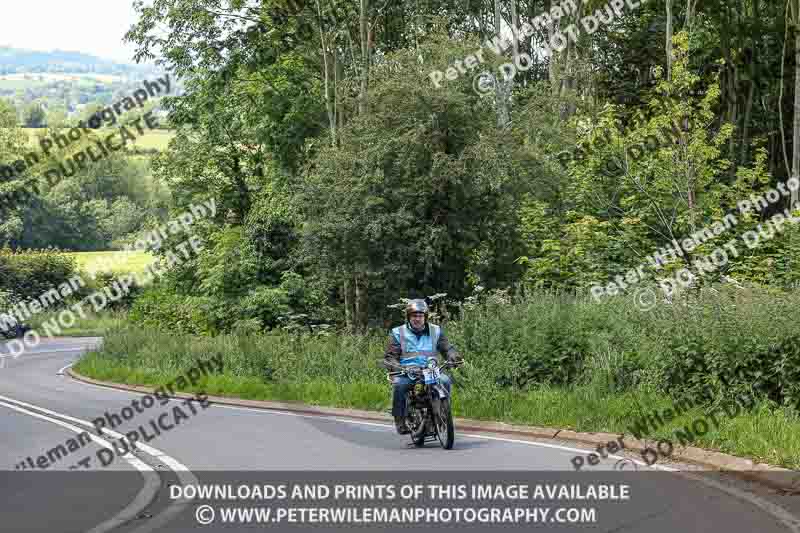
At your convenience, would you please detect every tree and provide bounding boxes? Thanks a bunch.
[23,102,46,128]
[299,41,531,327]
[45,105,67,128]
[791,0,800,204]
[0,99,17,128]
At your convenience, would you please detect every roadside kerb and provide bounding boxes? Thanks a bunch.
[66,366,800,491]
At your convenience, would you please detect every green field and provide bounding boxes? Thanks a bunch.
[130,129,174,150]
[22,128,174,151]
[67,251,155,278]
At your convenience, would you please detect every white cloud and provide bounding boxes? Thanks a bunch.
[0,0,144,64]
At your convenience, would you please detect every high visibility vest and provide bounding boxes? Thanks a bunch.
[392,323,441,367]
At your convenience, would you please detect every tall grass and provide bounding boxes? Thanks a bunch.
[27,310,127,337]
[74,286,800,469]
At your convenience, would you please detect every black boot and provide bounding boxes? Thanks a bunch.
[394,416,410,435]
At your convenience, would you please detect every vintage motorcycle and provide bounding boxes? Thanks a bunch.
[0,321,28,340]
[388,357,463,450]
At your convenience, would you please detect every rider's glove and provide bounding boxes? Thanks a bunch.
[448,351,464,365]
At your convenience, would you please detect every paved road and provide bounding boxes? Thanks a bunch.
[2,338,799,532]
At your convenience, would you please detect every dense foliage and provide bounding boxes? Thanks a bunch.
[0,119,171,250]
[0,248,79,301]
[6,1,800,341]
[78,286,800,468]
[106,0,800,336]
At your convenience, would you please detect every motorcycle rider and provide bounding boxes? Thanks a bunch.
[383,299,463,435]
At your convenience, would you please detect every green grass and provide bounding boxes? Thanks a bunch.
[66,251,155,278]
[73,322,800,470]
[131,129,174,150]
[28,310,126,337]
[22,128,175,151]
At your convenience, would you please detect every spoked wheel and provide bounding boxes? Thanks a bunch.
[407,402,426,447]
[434,398,455,449]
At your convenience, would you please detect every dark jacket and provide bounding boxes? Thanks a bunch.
[383,322,461,371]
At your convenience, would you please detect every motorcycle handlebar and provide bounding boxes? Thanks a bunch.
[386,359,466,377]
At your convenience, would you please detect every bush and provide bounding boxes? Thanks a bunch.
[91,271,144,310]
[0,248,79,299]
[443,285,800,409]
[236,286,290,330]
[126,281,800,410]
[129,286,218,335]
[636,286,800,407]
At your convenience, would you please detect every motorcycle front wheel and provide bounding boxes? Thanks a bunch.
[434,398,454,449]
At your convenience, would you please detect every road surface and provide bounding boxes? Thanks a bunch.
[1,338,799,532]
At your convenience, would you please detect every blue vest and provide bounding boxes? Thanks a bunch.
[392,323,441,367]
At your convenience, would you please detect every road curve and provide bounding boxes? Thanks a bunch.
[2,338,799,533]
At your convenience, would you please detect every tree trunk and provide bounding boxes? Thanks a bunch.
[358,0,370,116]
[478,1,486,39]
[336,50,344,131]
[728,63,739,164]
[334,46,341,135]
[794,13,800,205]
[739,66,755,167]
[494,0,510,128]
[350,0,371,332]
[665,0,673,81]
[354,274,368,332]
[343,277,355,332]
[685,0,694,31]
[560,0,582,118]
[510,0,519,61]
[316,0,336,146]
[546,0,558,96]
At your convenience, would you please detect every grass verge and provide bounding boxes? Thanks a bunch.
[28,310,126,337]
[73,324,800,470]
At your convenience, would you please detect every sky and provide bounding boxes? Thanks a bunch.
[0,1,144,64]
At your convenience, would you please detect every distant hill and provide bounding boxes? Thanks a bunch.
[0,47,153,77]
[0,47,175,125]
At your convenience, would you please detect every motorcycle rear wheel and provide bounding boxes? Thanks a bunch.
[410,415,426,447]
[434,398,454,449]
[407,400,426,447]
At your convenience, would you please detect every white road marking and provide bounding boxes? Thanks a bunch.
[0,347,93,359]
[0,393,198,533]
[201,403,800,532]
[679,471,800,533]
[0,399,159,533]
[65,373,670,470]
[61,359,800,532]
[57,362,76,375]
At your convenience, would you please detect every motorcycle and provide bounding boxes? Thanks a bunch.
[388,357,463,450]
[0,322,28,340]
